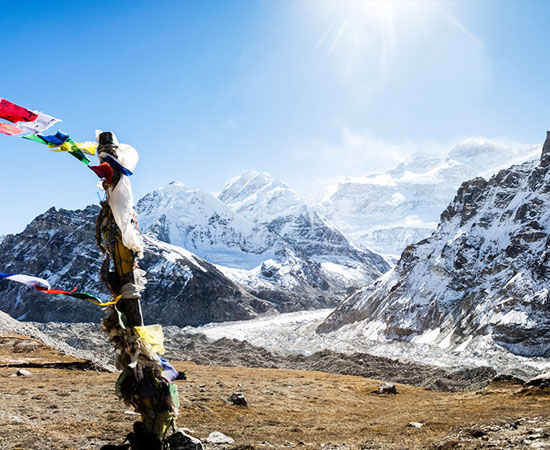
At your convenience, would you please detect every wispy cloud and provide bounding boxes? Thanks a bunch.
[287,126,446,194]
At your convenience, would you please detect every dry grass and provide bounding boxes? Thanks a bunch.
[0,335,549,449]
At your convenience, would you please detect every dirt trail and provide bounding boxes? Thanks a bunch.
[1,335,550,449]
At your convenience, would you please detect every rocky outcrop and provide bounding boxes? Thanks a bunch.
[318,132,550,358]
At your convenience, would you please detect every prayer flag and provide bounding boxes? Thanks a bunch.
[103,154,133,176]
[74,141,96,155]
[89,163,114,184]
[35,286,77,295]
[0,273,50,290]
[160,357,179,382]
[0,122,24,136]
[38,130,70,145]
[0,99,38,123]
[135,324,165,355]
[23,134,48,144]
[16,111,60,134]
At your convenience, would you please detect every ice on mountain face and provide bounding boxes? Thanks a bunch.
[218,170,390,279]
[311,139,541,257]
[317,133,550,358]
[136,181,290,270]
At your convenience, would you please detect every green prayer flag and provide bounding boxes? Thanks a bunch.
[23,134,48,145]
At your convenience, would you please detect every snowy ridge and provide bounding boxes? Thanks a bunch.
[311,138,541,257]
[218,170,389,276]
[136,181,289,269]
[318,133,550,358]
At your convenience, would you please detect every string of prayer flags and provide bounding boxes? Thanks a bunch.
[0,272,121,307]
[64,291,122,306]
[0,98,60,134]
[23,132,93,165]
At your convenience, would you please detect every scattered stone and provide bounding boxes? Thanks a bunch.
[164,429,203,450]
[200,388,206,393]
[407,422,423,428]
[227,392,248,406]
[206,431,234,445]
[123,410,140,415]
[378,382,397,394]
[176,371,187,381]
[16,369,32,376]
[199,384,206,388]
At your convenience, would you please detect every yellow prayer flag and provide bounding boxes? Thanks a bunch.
[47,142,72,152]
[74,141,97,155]
[135,324,165,355]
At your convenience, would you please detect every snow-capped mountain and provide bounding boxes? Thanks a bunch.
[137,174,389,308]
[311,138,541,258]
[218,170,389,277]
[318,132,550,358]
[136,181,290,269]
[0,206,277,326]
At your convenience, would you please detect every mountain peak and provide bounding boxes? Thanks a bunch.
[540,131,550,167]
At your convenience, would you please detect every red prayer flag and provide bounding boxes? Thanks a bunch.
[89,162,114,184]
[35,285,78,295]
[0,98,38,123]
[0,122,24,135]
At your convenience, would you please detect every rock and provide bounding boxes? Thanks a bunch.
[206,431,234,445]
[16,369,32,376]
[176,371,187,380]
[408,422,423,428]
[164,429,203,450]
[527,369,550,388]
[491,374,525,385]
[227,392,248,406]
[378,383,397,394]
[200,388,206,393]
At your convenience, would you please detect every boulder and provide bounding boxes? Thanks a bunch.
[227,392,248,406]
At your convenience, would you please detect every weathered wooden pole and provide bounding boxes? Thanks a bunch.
[95,132,178,450]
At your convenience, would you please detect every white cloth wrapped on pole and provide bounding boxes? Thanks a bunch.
[108,175,144,258]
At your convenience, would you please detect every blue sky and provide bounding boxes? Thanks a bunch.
[1,0,549,235]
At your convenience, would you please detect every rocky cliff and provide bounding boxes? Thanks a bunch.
[311,139,541,257]
[318,133,550,358]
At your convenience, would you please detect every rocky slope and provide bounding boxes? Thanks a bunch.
[318,132,550,358]
[0,205,280,326]
[311,138,541,257]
